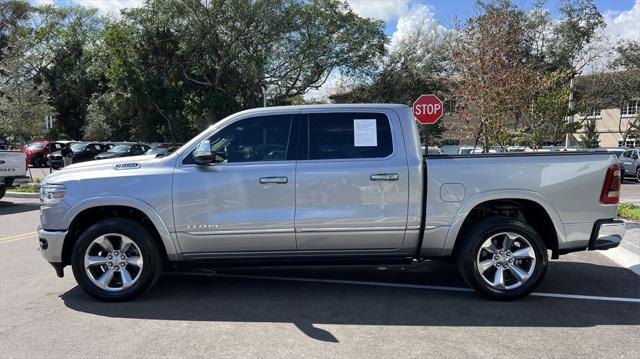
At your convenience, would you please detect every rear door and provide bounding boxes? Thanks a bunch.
[294,110,409,250]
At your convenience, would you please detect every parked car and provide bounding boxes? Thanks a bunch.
[37,104,624,301]
[619,148,639,182]
[146,143,183,157]
[24,141,64,167]
[48,142,109,168]
[604,148,627,158]
[94,143,151,160]
[0,150,27,199]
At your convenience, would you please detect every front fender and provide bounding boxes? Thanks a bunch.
[441,189,567,256]
[63,196,181,260]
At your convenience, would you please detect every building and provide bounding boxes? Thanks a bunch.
[573,99,638,148]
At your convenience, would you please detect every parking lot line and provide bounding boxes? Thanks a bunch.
[207,272,640,303]
[0,232,35,243]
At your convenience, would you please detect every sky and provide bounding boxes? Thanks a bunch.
[32,0,639,45]
[32,0,640,99]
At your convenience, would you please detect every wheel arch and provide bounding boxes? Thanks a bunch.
[443,190,565,259]
[61,197,180,266]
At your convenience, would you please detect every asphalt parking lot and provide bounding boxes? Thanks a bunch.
[1,196,639,358]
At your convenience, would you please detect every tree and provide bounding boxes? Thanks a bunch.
[38,6,104,139]
[611,40,640,71]
[0,1,56,142]
[96,0,387,142]
[0,48,56,142]
[337,17,451,143]
[447,0,606,150]
[578,118,599,148]
[450,1,536,151]
[82,93,113,141]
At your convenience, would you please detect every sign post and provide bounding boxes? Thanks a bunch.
[412,94,444,155]
[45,116,53,174]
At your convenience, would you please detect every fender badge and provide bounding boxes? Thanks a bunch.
[114,163,141,170]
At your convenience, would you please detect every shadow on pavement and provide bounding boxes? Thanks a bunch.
[61,260,640,342]
[0,200,40,215]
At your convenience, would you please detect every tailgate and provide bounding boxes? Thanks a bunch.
[0,151,27,178]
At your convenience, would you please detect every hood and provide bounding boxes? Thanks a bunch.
[42,155,159,184]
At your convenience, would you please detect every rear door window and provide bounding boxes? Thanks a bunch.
[307,112,393,160]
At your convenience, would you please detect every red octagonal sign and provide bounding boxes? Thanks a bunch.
[413,94,443,124]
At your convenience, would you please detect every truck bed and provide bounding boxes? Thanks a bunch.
[421,151,619,256]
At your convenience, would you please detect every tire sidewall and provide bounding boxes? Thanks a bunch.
[459,217,548,300]
[71,218,161,301]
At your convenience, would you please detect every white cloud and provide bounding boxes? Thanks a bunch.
[69,0,143,15]
[346,0,410,21]
[34,0,55,5]
[603,0,640,42]
[389,3,441,48]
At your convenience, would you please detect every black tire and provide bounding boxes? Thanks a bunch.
[457,216,548,300]
[0,186,5,200]
[71,218,163,301]
[636,167,640,183]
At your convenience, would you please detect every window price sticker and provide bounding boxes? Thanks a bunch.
[354,119,377,147]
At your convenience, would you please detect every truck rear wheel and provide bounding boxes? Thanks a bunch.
[71,218,162,301]
[457,216,548,300]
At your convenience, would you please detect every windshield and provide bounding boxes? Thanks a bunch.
[71,143,86,152]
[28,143,45,150]
[110,145,131,153]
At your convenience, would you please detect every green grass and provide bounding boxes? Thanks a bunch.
[9,186,39,193]
[618,202,640,222]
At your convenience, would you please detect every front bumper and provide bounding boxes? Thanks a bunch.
[589,219,625,251]
[38,227,67,277]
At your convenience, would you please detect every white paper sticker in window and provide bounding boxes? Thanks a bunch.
[353,119,377,147]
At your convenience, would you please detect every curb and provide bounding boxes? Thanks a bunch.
[4,192,39,199]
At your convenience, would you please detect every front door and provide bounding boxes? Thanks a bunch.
[172,114,296,255]
[294,111,409,251]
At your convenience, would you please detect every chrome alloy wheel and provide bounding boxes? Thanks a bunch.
[476,232,536,290]
[84,234,144,292]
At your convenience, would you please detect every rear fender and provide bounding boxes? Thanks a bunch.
[441,189,566,256]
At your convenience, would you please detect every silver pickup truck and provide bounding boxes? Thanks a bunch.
[37,104,625,301]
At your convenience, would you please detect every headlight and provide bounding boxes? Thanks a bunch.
[40,184,66,205]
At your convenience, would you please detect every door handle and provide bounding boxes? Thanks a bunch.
[370,173,399,181]
[259,176,288,184]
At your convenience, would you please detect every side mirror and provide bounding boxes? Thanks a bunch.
[194,140,213,165]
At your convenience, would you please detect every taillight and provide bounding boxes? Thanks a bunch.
[600,164,621,204]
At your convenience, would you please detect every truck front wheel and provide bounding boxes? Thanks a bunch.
[71,218,163,301]
[457,217,548,300]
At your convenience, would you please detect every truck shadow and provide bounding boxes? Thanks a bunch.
[0,200,40,215]
[60,260,640,342]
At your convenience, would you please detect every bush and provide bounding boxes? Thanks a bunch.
[618,202,640,221]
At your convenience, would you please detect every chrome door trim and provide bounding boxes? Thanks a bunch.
[184,228,295,236]
[296,226,406,233]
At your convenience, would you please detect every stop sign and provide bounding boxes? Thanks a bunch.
[413,94,443,124]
